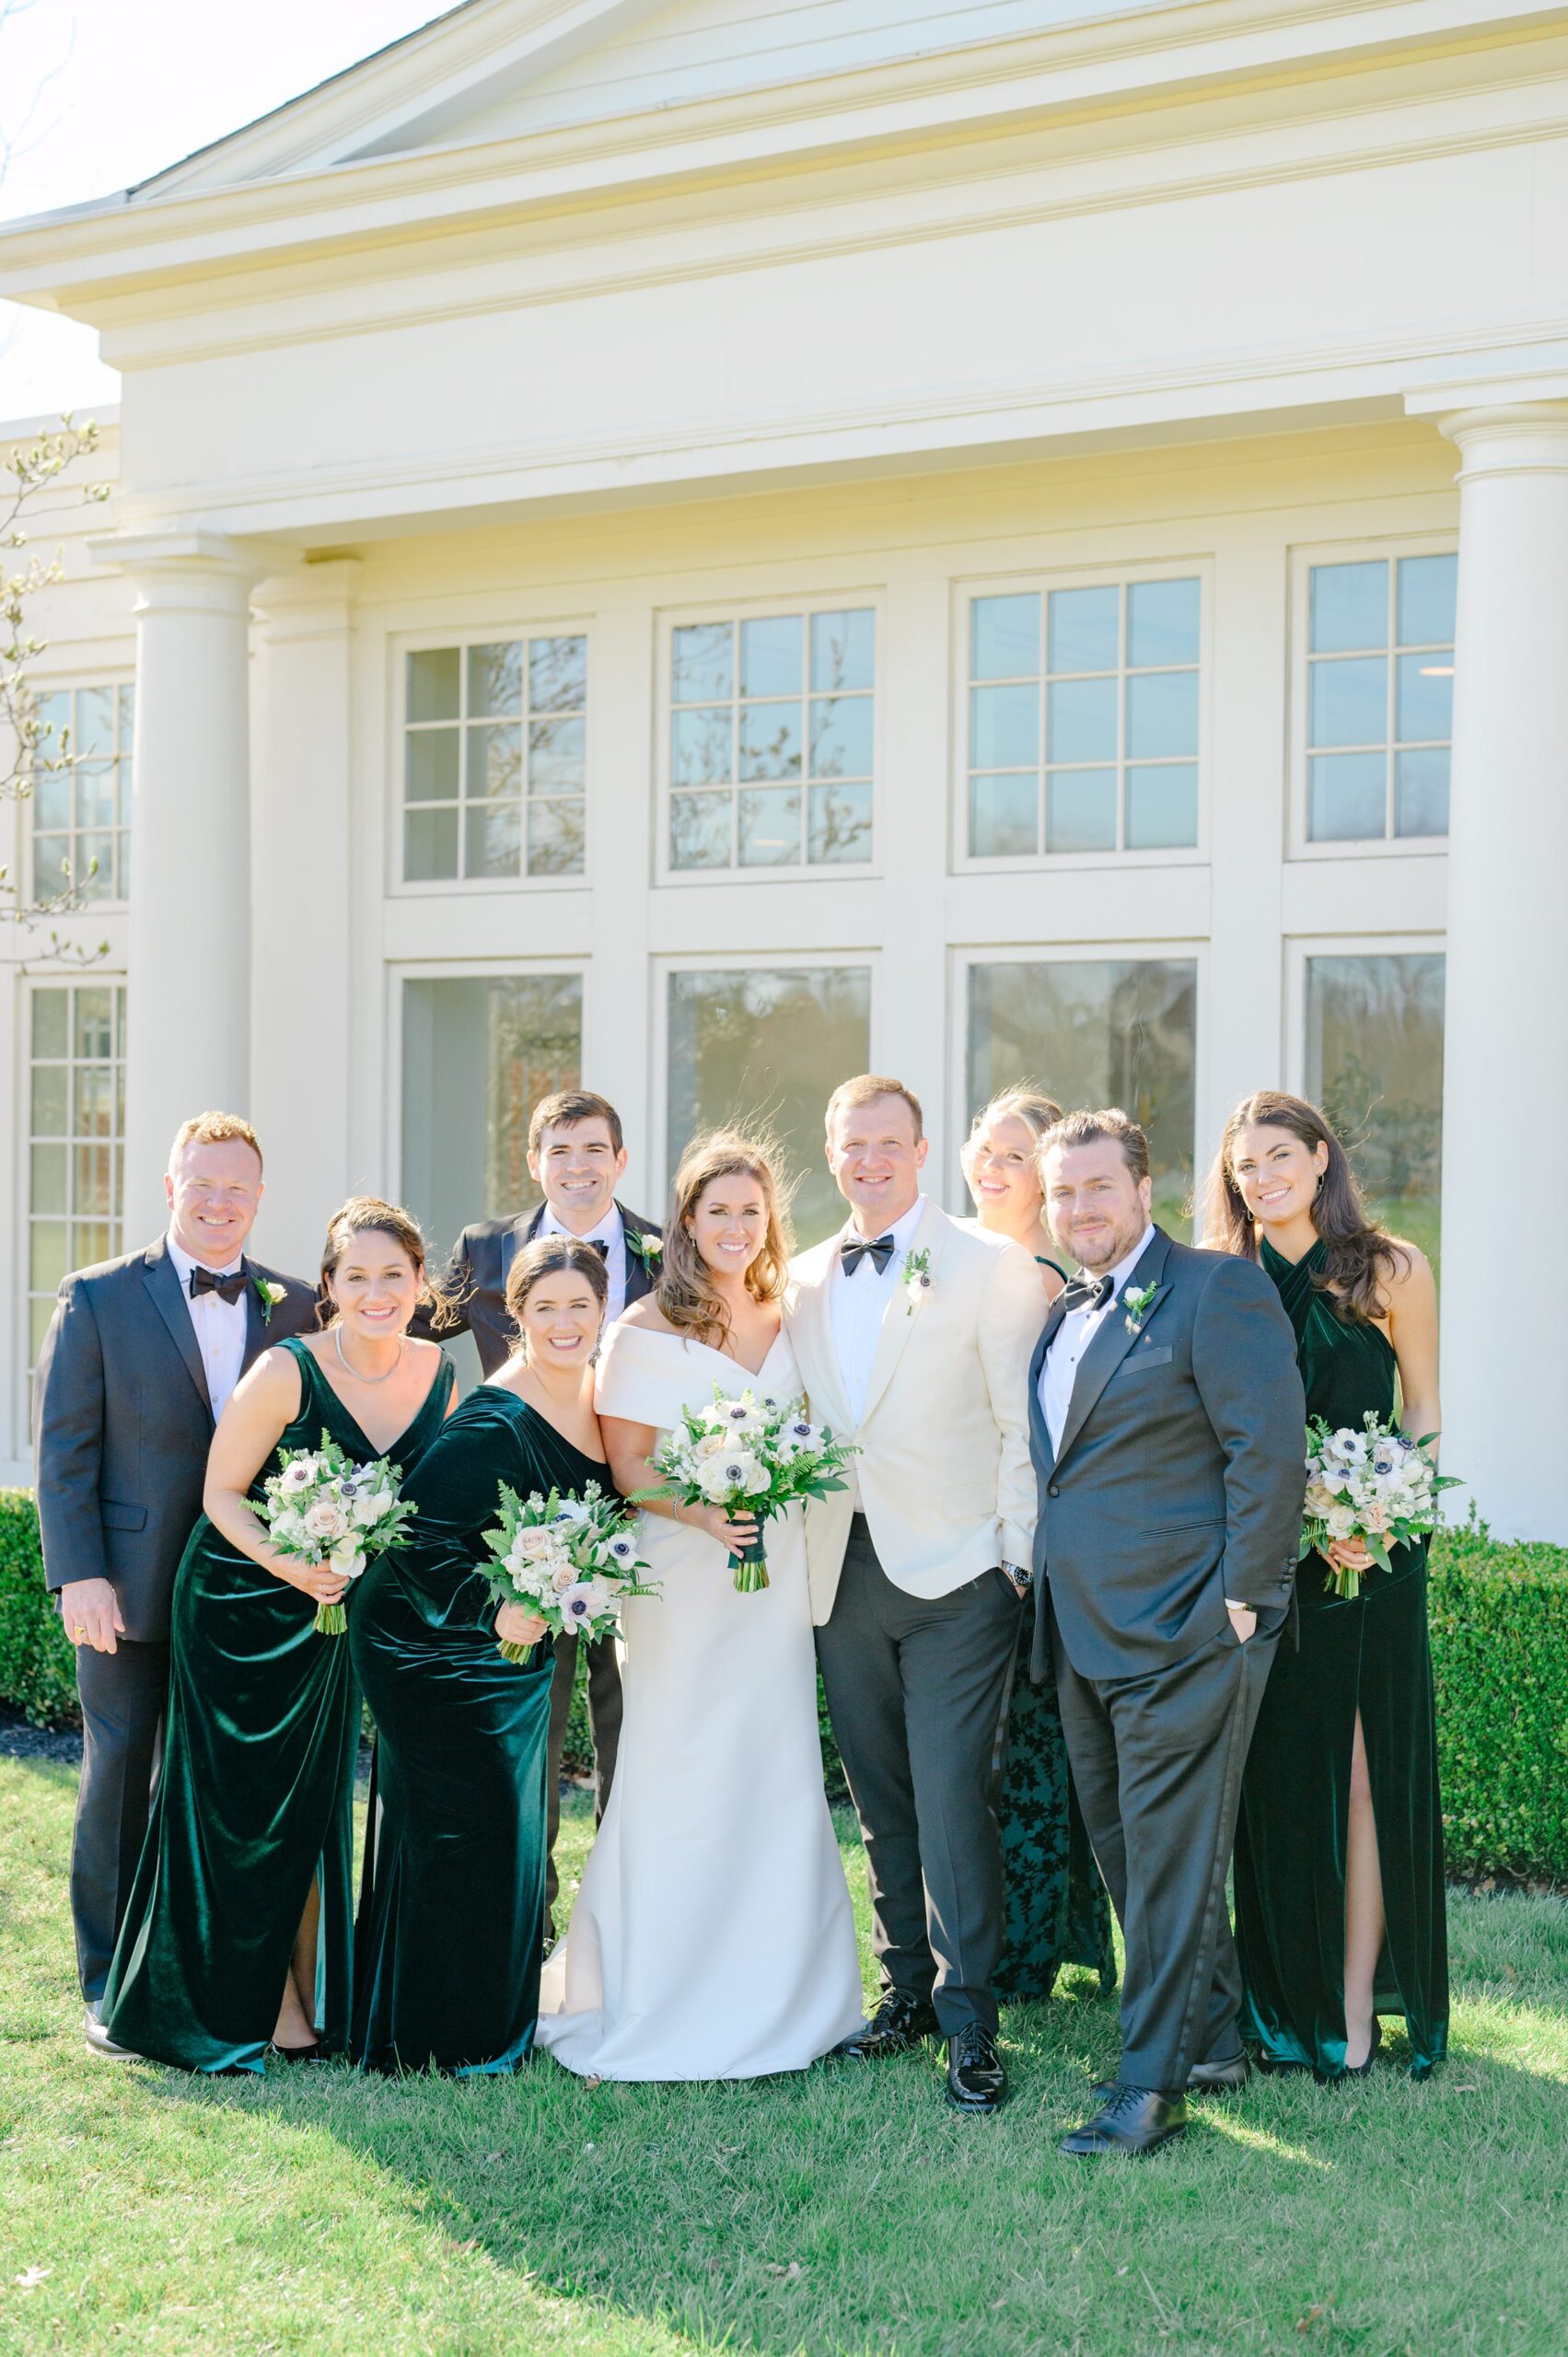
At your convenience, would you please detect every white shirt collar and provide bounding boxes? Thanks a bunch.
[165,1228,242,1285]
[839,1194,926,1255]
[540,1201,621,1248]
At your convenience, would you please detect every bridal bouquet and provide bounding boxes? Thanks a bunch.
[480,1480,657,1661]
[1301,1411,1460,1598]
[650,1387,860,1593]
[260,1432,415,1634]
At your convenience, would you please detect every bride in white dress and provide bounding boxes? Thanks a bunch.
[534,1132,865,2081]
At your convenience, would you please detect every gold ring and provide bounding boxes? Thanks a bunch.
[73,1625,87,1639]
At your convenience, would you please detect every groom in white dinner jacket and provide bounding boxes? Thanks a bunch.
[789,1074,1042,2114]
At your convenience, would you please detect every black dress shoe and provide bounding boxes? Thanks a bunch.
[833,1991,937,2060]
[1340,2018,1381,2079]
[947,2025,1007,2115]
[1060,2084,1187,2158]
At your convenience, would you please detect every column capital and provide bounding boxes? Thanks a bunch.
[1433,401,1568,480]
[88,527,278,614]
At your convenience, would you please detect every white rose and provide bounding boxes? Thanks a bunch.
[330,1539,366,1578]
[697,1432,730,1459]
[513,1527,558,1562]
[304,1500,349,1543]
[550,1559,576,1594]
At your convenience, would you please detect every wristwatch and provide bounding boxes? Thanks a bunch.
[1002,1562,1031,1596]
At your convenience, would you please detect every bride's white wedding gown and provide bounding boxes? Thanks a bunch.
[534,1319,865,2081]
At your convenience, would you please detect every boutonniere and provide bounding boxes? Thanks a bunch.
[254,1276,287,1326]
[903,1248,934,1317]
[1122,1281,1158,1335]
[626,1230,663,1270]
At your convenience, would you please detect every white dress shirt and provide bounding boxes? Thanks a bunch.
[540,1201,630,1323]
[829,1194,927,1425]
[1038,1222,1156,1458]
[166,1229,250,1421]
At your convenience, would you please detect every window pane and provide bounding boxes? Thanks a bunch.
[29,1143,66,1213]
[1395,747,1450,838]
[967,958,1197,1235]
[1395,653,1452,745]
[808,780,872,864]
[969,772,1039,858]
[468,724,523,801]
[1397,554,1457,647]
[75,1143,115,1216]
[810,610,874,693]
[30,1221,68,1295]
[971,682,1039,769]
[1308,656,1387,749]
[1125,763,1198,850]
[33,690,71,751]
[528,715,586,794]
[76,762,115,828]
[671,705,732,789]
[116,760,134,826]
[738,700,802,783]
[671,622,732,702]
[1048,586,1119,674]
[404,807,459,881]
[669,790,732,869]
[527,799,586,876]
[1307,752,1387,842]
[528,634,587,713]
[739,615,802,699]
[31,991,68,1059]
[405,729,459,804]
[970,594,1040,681]
[738,784,801,866]
[118,681,135,736]
[809,696,873,780]
[1045,769,1117,853]
[34,836,70,900]
[74,1064,114,1139]
[75,687,116,756]
[464,800,523,878]
[1127,577,1200,669]
[1125,670,1198,761]
[32,771,70,830]
[667,965,872,1246]
[466,642,523,717]
[75,990,113,1061]
[1309,561,1387,655]
[1047,677,1117,764]
[31,1063,67,1134]
[77,834,114,900]
[407,647,460,723]
[1306,952,1445,1268]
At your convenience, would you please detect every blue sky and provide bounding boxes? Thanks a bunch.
[0,0,445,421]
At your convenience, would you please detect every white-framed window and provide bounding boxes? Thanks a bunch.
[400,634,587,886]
[663,602,877,877]
[957,947,1200,1234]
[659,957,874,1244]
[959,568,1203,866]
[1287,937,1446,1269]
[1293,545,1456,852]
[26,981,126,1384]
[29,682,134,902]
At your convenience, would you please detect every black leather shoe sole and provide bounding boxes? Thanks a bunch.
[946,2076,1007,2115]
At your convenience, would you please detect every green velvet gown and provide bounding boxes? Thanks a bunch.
[1233,1237,1448,2079]
[350,1387,597,2076]
[101,1338,454,2073]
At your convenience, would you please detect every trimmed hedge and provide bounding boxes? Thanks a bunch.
[4,1488,1562,1882]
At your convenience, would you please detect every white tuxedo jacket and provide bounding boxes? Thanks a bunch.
[785,1199,1043,1625]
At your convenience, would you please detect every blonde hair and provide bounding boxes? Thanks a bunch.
[824,1073,923,1144]
[960,1086,1063,1177]
[168,1110,261,1173]
[319,1196,453,1329]
[656,1131,792,1350]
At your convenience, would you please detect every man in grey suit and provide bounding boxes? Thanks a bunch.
[32,1111,316,2053]
[1029,1109,1306,2157]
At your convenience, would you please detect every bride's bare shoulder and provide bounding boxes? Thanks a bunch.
[616,1298,679,1339]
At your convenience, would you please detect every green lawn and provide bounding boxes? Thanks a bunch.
[3,1762,1567,2356]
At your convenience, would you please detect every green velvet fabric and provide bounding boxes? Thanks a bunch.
[1234,1237,1448,2079]
[994,1592,1116,2000]
[350,1387,600,2076]
[101,1339,453,2073]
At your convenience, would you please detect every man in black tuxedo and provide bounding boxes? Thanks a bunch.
[439,1086,661,1933]
[1029,1109,1306,2157]
[32,1111,317,2054]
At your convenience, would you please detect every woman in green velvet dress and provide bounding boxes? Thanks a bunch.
[960,1088,1115,2001]
[1207,1091,1447,2080]
[101,1201,453,2073]
[350,1233,611,2076]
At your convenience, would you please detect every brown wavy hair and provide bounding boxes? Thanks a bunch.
[504,1233,609,1349]
[1202,1090,1411,1324]
[655,1131,792,1350]
[319,1196,456,1329]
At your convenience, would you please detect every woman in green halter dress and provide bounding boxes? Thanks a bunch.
[351,1234,611,2076]
[101,1202,453,2073]
[1207,1093,1447,2081]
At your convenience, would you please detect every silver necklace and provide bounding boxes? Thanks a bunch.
[334,1325,405,1386]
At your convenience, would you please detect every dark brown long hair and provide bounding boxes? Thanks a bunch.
[656,1131,791,1350]
[318,1195,457,1330]
[504,1233,610,1352]
[1202,1090,1410,1323]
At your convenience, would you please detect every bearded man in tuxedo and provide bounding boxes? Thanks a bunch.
[439,1087,661,1933]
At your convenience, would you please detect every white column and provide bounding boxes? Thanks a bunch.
[1436,404,1568,1539]
[250,562,359,1282]
[106,531,264,1241]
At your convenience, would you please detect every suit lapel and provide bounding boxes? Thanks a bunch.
[1052,1229,1173,1474]
[1028,1297,1068,1477]
[500,1204,543,1295]
[619,1203,655,1306]
[240,1260,266,1375]
[859,1199,947,1427]
[792,1246,852,1434]
[143,1238,213,1422]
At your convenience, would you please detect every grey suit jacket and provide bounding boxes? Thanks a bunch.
[438,1200,661,1377]
[1028,1226,1307,1682]
[32,1236,318,1643]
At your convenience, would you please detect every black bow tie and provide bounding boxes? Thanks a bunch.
[1060,1271,1115,1317]
[585,1237,610,1259]
[841,1232,896,1277]
[189,1264,249,1306]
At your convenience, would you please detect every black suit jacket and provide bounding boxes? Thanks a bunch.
[32,1236,319,1643]
[439,1200,661,1377]
[1028,1226,1307,1682]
